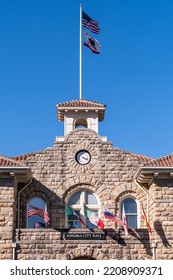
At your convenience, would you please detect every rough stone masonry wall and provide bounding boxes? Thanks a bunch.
[16,228,153,260]
[149,180,173,260]
[0,177,16,259]
[21,129,148,229]
[1,131,173,259]
[1,129,171,260]
[13,129,155,260]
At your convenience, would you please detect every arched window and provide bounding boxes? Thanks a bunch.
[67,190,99,228]
[75,118,88,129]
[121,198,138,228]
[27,197,48,228]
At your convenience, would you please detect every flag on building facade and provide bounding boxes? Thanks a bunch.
[122,204,129,236]
[84,204,104,229]
[84,31,101,54]
[27,205,50,224]
[104,207,124,227]
[141,205,152,233]
[66,204,86,226]
[82,11,100,34]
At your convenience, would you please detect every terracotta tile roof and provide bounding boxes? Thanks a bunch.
[57,99,106,122]
[131,153,153,164]
[145,154,173,167]
[58,99,106,108]
[131,152,173,167]
[0,156,22,166]
[0,152,40,167]
[11,152,38,162]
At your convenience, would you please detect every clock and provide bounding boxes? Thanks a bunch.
[76,150,91,165]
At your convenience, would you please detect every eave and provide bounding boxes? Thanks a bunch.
[135,166,173,185]
[0,166,32,183]
[57,106,105,122]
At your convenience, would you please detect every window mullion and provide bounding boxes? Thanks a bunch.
[80,191,86,228]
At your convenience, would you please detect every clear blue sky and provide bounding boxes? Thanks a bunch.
[0,0,173,159]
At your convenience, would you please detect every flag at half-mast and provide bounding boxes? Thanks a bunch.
[82,11,100,34]
[84,31,101,54]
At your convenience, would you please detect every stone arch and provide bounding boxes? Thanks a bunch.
[115,189,143,214]
[64,128,103,143]
[74,118,88,129]
[61,177,106,228]
[61,175,102,199]
[62,248,109,260]
[115,190,141,229]
[19,181,51,228]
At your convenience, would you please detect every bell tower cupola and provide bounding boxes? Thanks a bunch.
[56,99,106,139]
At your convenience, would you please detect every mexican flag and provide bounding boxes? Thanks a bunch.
[66,204,86,226]
[84,204,104,229]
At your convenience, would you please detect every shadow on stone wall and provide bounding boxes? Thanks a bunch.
[154,220,171,248]
[127,229,152,256]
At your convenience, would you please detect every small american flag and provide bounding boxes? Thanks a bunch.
[82,11,100,34]
[28,205,50,224]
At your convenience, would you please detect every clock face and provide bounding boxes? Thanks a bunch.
[76,150,91,165]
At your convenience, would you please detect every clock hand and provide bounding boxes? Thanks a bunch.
[82,156,88,160]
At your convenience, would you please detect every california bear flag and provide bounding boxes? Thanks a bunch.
[84,31,101,54]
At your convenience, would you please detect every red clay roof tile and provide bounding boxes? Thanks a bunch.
[11,152,38,161]
[146,154,173,167]
[58,99,106,108]
[0,152,40,166]
[0,156,22,166]
[131,153,153,163]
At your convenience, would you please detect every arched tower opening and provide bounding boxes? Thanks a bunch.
[75,118,88,129]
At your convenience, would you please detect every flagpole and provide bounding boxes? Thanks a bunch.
[79,4,82,99]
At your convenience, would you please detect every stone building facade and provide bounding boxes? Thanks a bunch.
[0,99,173,260]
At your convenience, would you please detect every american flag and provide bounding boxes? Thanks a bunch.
[82,11,100,34]
[28,205,50,224]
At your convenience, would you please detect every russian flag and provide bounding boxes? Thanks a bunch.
[104,208,124,227]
